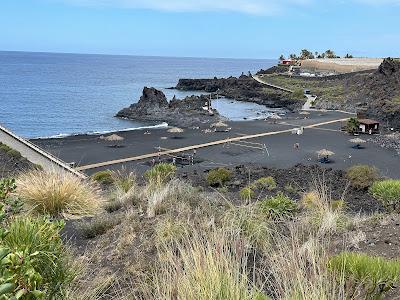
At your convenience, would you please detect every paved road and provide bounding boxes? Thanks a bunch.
[0,124,86,178]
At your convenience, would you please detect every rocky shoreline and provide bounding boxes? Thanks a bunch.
[175,74,305,111]
[116,87,223,128]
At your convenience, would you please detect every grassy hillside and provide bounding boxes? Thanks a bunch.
[2,162,400,299]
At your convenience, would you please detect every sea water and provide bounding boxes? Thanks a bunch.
[0,51,275,138]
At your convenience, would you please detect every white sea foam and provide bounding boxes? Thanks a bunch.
[34,122,169,139]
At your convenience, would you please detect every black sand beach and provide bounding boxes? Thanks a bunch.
[31,111,400,178]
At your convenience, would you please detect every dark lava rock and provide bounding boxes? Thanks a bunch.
[116,87,222,128]
[175,75,305,111]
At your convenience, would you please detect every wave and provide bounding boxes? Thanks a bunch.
[34,122,169,139]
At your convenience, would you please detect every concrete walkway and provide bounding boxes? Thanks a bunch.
[0,124,86,178]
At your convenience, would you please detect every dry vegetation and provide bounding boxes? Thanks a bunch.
[260,75,346,103]
[2,164,400,299]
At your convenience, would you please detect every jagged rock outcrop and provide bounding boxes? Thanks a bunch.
[348,58,400,129]
[116,87,222,127]
[175,75,305,111]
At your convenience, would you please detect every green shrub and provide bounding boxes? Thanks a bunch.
[329,252,400,299]
[0,143,22,159]
[346,118,360,134]
[206,168,232,187]
[370,180,400,212]
[290,89,306,100]
[284,183,297,194]
[0,143,12,153]
[254,177,277,191]
[78,215,121,239]
[259,193,298,220]
[91,170,114,185]
[331,200,346,211]
[240,186,255,201]
[346,165,378,189]
[6,149,22,159]
[0,217,73,299]
[0,179,22,225]
[112,169,136,193]
[144,163,177,186]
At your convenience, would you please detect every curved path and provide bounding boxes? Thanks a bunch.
[252,75,294,93]
[0,124,86,178]
[76,117,350,171]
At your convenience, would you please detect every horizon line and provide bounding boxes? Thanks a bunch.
[0,49,279,61]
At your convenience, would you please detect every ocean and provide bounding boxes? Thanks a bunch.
[0,51,275,138]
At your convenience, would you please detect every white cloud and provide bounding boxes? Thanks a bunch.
[55,0,312,15]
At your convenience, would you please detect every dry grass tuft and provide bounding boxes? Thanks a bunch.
[143,229,267,300]
[266,224,346,300]
[16,169,104,218]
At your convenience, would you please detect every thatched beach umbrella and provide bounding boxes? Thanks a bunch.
[103,134,124,147]
[316,149,335,163]
[167,127,184,133]
[349,138,366,149]
[211,121,229,128]
[316,149,335,157]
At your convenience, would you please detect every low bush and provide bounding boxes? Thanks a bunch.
[78,214,121,239]
[0,217,74,299]
[112,168,136,193]
[259,193,298,220]
[144,163,176,186]
[206,168,232,187]
[16,170,104,218]
[346,117,360,134]
[346,165,378,189]
[253,176,277,191]
[369,180,400,212]
[92,170,114,185]
[240,186,255,201]
[0,178,22,223]
[329,252,400,299]
[0,143,22,160]
[290,88,306,100]
[284,183,297,194]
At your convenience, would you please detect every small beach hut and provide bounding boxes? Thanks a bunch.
[349,137,366,149]
[104,134,124,147]
[316,149,335,164]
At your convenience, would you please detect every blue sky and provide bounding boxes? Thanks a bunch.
[0,0,399,59]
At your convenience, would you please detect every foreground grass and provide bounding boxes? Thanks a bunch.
[16,170,104,218]
[3,164,399,299]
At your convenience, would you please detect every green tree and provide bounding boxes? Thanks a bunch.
[300,49,314,60]
[279,54,285,61]
[325,49,337,58]
[346,118,360,134]
[345,53,353,58]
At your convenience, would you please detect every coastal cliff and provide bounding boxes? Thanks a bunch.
[175,74,305,111]
[116,87,222,127]
[315,58,400,129]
